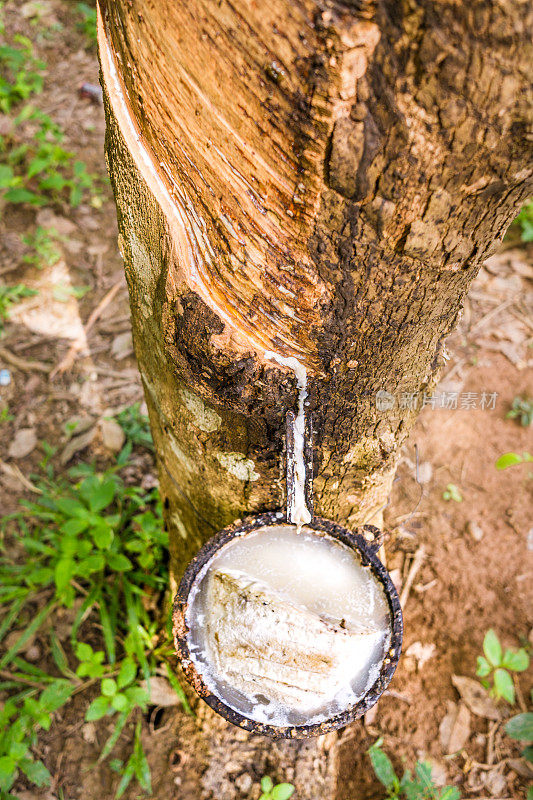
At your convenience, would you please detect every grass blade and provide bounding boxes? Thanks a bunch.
[99,710,130,762]
[0,596,27,644]
[0,599,55,669]
[97,593,116,664]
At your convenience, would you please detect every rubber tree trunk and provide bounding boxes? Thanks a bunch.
[97,0,532,796]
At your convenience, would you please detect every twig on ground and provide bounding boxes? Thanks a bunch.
[469,298,514,334]
[50,281,124,377]
[400,546,426,608]
[0,346,51,373]
[514,674,528,713]
[0,460,42,493]
[0,669,47,690]
[486,720,498,765]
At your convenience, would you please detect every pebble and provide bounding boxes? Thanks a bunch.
[0,368,11,386]
[8,428,37,459]
[466,520,484,541]
[100,417,126,452]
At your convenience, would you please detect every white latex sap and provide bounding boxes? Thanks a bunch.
[186,525,390,726]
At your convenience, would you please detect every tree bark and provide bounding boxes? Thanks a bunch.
[97,0,532,796]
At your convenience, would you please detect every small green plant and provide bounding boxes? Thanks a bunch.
[0,461,190,798]
[1,106,99,207]
[22,226,61,268]
[442,483,462,502]
[0,24,101,209]
[259,776,295,800]
[0,679,74,795]
[515,200,533,243]
[506,709,533,800]
[476,629,529,704]
[0,406,13,423]
[495,451,533,470]
[0,33,44,112]
[76,2,97,48]
[0,284,37,332]
[114,719,151,798]
[114,403,153,451]
[368,739,460,800]
[506,396,533,427]
[506,711,533,759]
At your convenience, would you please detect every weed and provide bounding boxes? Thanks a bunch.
[506,708,533,800]
[0,461,191,798]
[506,710,533,756]
[442,483,462,502]
[114,402,153,451]
[0,284,37,333]
[76,2,97,48]
[495,452,533,470]
[506,396,533,428]
[1,106,99,207]
[259,776,295,800]
[476,629,529,704]
[368,739,460,799]
[0,406,13,423]
[0,679,74,795]
[0,33,44,112]
[22,226,61,268]
[515,200,533,243]
[0,26,101,209]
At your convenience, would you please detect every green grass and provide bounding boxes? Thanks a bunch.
[0,284,37,334]
[515,201,533,243]
[0,19,101,210]
[0,460,191,799]
[368,739,460,800]
[76,2,97,49]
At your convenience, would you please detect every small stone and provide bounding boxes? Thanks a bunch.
[141,473,158,490]
[4,629,36,653]
[82,722,97,743]
[100,418,126,452]
[8,428,37,459]
[466,520,484,541]
[234,774,253,793]
[111,331,133,360]
[25,644,41,662]
[364,703,378,726]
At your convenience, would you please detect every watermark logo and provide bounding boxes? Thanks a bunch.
[376,390,498,411]
[375,390,396,411]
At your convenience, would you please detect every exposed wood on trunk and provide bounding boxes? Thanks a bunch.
[97,0,532,796]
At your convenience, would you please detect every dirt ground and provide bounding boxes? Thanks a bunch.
[0,3,531,800]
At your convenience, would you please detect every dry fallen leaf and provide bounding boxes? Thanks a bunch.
[60,427,96,465]
[8,428,37,459]
[100,418,126,452]
[440,701,471,754]
[141,676,183,707]
[451,675,500,720]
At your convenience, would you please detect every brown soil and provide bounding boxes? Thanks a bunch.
[0,4,531,800]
